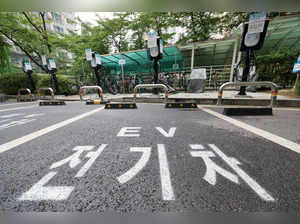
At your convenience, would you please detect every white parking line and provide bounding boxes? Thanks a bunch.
[0,102,36,107]
[199,106,300,154]
[0,106,36,113]
[0,107,104,154]
[158,144,175,200]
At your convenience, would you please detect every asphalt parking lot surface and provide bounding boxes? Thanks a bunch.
[0,101,299,212]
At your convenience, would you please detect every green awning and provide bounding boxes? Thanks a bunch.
[101,46,183,76]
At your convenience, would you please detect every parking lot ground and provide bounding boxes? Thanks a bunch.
[0,102,299,212]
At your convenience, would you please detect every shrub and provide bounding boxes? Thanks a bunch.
[0,73,40,95]
[295,80,300,96]
[37,75,77,95]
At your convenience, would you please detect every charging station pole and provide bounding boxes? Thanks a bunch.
[238,49,251,95]
[238,12,269,96]
[146,31,163,95]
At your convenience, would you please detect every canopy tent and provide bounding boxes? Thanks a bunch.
[179,14,300,69]
[100,46,183,77]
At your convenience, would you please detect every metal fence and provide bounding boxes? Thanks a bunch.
[183,65,232,89]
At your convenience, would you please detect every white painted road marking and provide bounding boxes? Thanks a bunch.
[155,127,176,138]
[0,119,11,124]
[0,102,36,107]
[50,146,94,169]
[0,113,23,118]
[0,119,36,130]
[0,106,36,113]
[75,144,107,178]
[209,144,275,202]
[117,127,141,137]
[117,147,151,184]
[157,144,175,201]
[18,171,74,201]
[199,106,300,155]
[190,149,239,185]
[0,107,105,154]
[24,113,44,118]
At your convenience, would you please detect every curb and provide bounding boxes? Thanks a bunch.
[114,97,300,108]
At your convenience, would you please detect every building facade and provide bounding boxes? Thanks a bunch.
[9,12,79,72]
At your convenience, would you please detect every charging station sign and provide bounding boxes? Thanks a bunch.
[248,12,266,34]
[95,54,101,65]
[147,31,158,48]
[293,63,300,73]
[48,59,56,69]
[24,61,32,72]
[85,49,92,61]
[119,59,126,66]
[41,55,47,66]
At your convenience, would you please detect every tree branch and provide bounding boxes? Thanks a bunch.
[22,12,43,34]
[39,12,52,53]
[0,30,47,72]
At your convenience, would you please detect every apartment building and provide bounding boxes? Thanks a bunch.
[9,12,79,71]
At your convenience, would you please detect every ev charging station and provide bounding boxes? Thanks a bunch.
[84,49,109,104]
[18,59,36,102]
[146,31,163,95]
[22,59,36,93]
[238,12,269,95]
[38,56,65,106]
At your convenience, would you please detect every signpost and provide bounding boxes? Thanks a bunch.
[85,48,92,61]
[119,58,126,93]
[41,55,47,66]
[292,56,300,89]
[248,12,267,34]
[238,12,268,96]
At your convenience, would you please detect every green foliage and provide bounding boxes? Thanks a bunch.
[37,75,77,95]
[171,12,220,43]
[295,80,300,96]
[0,73,40,95]
[256,52,297,88]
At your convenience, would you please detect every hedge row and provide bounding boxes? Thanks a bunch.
[0,73,77,95]
[295,80,300,96]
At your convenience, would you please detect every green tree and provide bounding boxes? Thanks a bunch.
[96,12,131,53]
[0,12,69,72]
[171,12,220,44]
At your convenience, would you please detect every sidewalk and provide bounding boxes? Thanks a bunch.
[61,90,291,101]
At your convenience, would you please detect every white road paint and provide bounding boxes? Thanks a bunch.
[157,144,175,200]
[0,113,23,118]
[155,127,176,138]
[50,146,94,169]
[0,119,36,130]
[117,127,141,137]
[24,113,44,118]
[0,102,35,107]
[18,171,74,201]
[190,147,239,185]
[209,144,275,202]
[75,144,107,177]
[189,144,205,150]
[199,106,300,154]
[117,147,151,184]
[0,105,36,113]
[0,107,104,154]
[0,119,11,124]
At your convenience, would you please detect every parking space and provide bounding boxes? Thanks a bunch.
[0,103,299,211]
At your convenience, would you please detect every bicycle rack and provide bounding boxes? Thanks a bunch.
[217,81,278,115]
[79,85,108,105]
[38,87,65,106]
[17,88,33,102]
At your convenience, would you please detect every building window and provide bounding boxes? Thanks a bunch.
[51,12,62,24]
[54,26,64,34]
